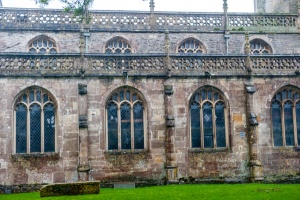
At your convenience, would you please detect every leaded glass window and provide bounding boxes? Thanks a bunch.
[177,38,206,54]
[28,36,58,54]
[249,39,272,54]
[107,87,145,150]
[105,37,132,54]
[190,87,227,149]
[271,87,300,147]
[15,88,56,154]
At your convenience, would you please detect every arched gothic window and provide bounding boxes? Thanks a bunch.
[105,37,132,54]
[271,87,300,147]
[249,39,272,54]
[190,87,228,149]
[28,36,58,54]
[177,38,206,54]
[106,87,145,150]
[15,87,56,153]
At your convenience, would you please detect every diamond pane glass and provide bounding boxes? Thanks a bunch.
[134,103,144,150]
[215,102,226,147]
[284,101,294,146]
[121,103,131,149]
[203,102,213,148]
[16,104,27,153]
[30,104,41,152]
[190,102,200,148]
[272,101,283,146]
[44,104,55,152]
[296,102,300,146]
[107,102,118,150]
[30,90,35,103]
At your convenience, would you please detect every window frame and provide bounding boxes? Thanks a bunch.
[249,39,272,55]
[177,38,206,54]
[105,37,132,54]
[13,87,57,154]
[189,87,229,150]
[105,87,147,151]
[271,87,300,147]
[27,35,58,54]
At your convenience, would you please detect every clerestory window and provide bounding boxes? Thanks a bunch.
[105,37,132,54]
[190,87,228,149]
[14,87,56,154]
[177,38,206,54]
[106,87,146,150]
[249,39,272,54]
[271,86,300,147]
[28,36,58,54]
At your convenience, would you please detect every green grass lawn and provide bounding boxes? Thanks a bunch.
[1,184,300,200]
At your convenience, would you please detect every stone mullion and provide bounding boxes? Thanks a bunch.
[118,104,121,150]
[293,104,298,147]
[41,107,44,153]
[281,102,286,147]
[200,107,204,149]
[27,106,30,153]
[130,106,134,150]
[212,106,217,148]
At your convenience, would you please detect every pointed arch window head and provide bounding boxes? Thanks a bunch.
[15,87,56,154]
[271,87,300,147]
[105,37,132,54]
[177,38,206,54]
[106,87,146,151]
[249,39,272,54]
[190,87,228,149]
[28,36,58,54]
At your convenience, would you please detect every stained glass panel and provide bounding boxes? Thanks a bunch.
[203,102,213,148]
[121,103,131,149]
[284,101,294,146]
[134,103,144,150]
[16,104,27,153]
[107,102,118,150]
[30,104,41,152]
[190,102,200,148]
[272,101,283,146]
[44,104,55,152]
[215,102,226,147]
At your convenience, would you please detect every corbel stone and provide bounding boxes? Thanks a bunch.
[79,115,88,128]
[165,115,175,127]
[78,83,87,95]
[164,85,173,95]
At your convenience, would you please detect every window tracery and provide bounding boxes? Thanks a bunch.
[249,39,272,54]
[106,87,145,150]
[28,36,58,54]
[190,87,228,149]
[15,87,56,153]
[271,86,300,147]
[177,38,206,54]
[105,37,132,54]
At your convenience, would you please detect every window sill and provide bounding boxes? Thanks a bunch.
[104,150,148,155]
[11,152,59,161]
[272,146,300,152]
[189,148,231,154]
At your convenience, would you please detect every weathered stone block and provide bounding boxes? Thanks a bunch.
[40,181,100,197]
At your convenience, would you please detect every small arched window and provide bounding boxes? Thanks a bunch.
[106,87,146,150]
[190,87,228,149]
[28,36,58,54]
[15,87,56,154]
[271,86,300,147]
[105,37,132,54]
[177,38,206,54]
[249,39,272,54]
